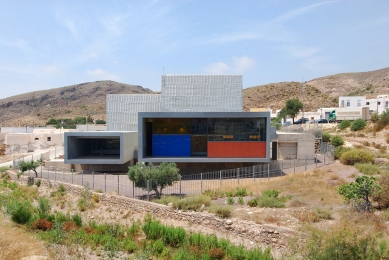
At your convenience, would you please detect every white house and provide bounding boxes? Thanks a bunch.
[338,96,366,108]
[366,95,389,114]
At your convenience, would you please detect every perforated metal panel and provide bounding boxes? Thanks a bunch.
[161,75,242,112]
[107,94,161,131]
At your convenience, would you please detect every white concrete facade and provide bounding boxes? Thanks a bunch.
[366,95,389,114]
[277,132,315,161]
[339,96,366,108]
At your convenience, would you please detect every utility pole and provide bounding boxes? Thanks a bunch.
[302,78,305,119]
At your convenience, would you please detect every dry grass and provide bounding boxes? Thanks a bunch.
[217,168,344,206]
[0,212,48,259]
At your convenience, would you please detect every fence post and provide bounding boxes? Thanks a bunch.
[267,163,270,181]
[62,169,64,181]
[132,182,135,198]
[294,160,296,175]
[104,173,106,192]
[315,153,318,168]
[324,153,326,165]
[219,170,222,187]
[82,170,84,186]
[117,175,120,195]
[180,176,182,197]
[281,161,283,176]
[40,154,42,177]
[72,169,73,184]
[147,180,150,201]
[92,171,94,190]
[253,166,255,181]
[237,168,240,186]
[200,173,203,194]
[155,180,158,199]
[305,156,307,171]
[48,167,50,181]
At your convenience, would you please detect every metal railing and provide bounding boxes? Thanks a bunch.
[17,153,334,201]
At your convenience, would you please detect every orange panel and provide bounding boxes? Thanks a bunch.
[208,142,225,157]
[208,142,267,158]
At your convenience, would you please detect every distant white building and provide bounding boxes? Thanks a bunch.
[338,96,366,108]
[339,95,389,114]
[366,95,389,114]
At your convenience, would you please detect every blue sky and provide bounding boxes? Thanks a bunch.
[0,0,388,99]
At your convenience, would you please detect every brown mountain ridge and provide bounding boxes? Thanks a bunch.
[0,67,388,127]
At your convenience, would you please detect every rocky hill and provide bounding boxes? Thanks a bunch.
[243,67,389,112]
[307,67,389,98]
[0,67,388,126]
[0,81,154,127]
[243,82,338,112]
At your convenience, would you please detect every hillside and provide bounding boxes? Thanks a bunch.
[307,67,389,98]
[0,81,154,127]
[243,82,338,112]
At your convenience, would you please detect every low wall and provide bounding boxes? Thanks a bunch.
[6,170,296,252]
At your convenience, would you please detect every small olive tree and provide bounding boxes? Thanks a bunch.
[19,159,42,177]
[128,162,180,198]
[338,176,381,211]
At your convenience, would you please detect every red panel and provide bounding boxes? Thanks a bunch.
[208,142,267,158]
[208,142,225,157]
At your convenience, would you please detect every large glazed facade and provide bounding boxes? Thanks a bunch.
[138,112,270,163]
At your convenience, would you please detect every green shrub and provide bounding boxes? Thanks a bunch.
[234,187,247,197]
[293,215,389,260]
[154,195,180,205]
[227,197,234,205]
[208,205,232,218]
[340,149,374,165]
[351,118,367,131]
[331,135,344,147]
[238,196,244,205]
[262,189,280,198]
[35,179,41,187]
[258,196,285,208]
[37,197,51,219]
[8,200,33,224]
[371,112,379,123]
[322,132,331,142]
[77,198,88,212]
[161,225,186,247]
[72,213,83,227]
[152,239,165,255]
[58,184,66,193]
[8,182,18,190]
[338,120,351,130]
[374,114,389,132]
[122,238,139,253]
[355,163,382,175]
[335,146,352,160]
[0,166,9,173]
[172,194,211,211]
[247,197,258,207]
[225,191,234,197]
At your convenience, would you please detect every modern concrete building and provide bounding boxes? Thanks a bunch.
[138,112,270,162]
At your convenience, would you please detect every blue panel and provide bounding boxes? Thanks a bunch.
[152,135,191,157]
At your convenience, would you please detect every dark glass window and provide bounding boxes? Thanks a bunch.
[207,118,266,141]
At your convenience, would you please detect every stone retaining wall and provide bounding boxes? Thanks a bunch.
[6,170,296,251]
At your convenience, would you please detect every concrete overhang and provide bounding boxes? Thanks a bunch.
[64,131,137,165]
